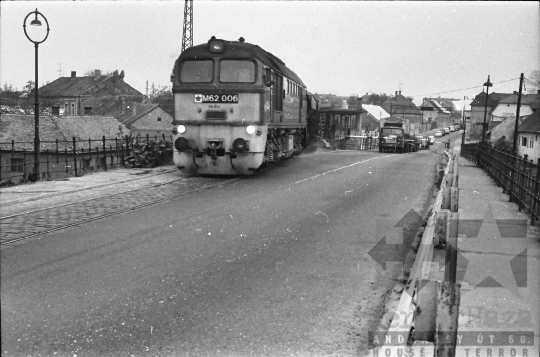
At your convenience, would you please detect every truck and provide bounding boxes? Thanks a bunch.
[378,118,419,153]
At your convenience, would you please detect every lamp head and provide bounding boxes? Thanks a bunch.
[30,10,42,26]
[483,75,493,87]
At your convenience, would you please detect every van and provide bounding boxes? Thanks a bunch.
[444,127,450,135]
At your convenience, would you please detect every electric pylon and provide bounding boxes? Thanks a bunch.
[182,0,193,53]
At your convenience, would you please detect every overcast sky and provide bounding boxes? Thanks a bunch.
[1,1,538,108]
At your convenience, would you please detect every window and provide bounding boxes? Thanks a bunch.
[220,60,255,83]
[180,60,213,83]
[529,138,534,149]
[272,73,283,111]
[521,136,528,147]
[157,117,162,122]
[10,158,24,172]
[71,103,75,115]
[84,107,92,114]
[65,103,68,114]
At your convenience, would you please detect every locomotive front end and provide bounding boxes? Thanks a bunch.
[171,38,269,175]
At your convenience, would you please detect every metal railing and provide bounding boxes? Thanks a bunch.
[0,134,173,185]
[343,137,380,151]
[461,142,540,224]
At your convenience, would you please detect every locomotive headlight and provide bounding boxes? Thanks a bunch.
[178,125,187,134]
[208,38,225,53]
[246,125,256,135]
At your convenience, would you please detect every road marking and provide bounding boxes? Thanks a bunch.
[295,155,393,184]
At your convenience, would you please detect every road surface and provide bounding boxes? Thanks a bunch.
[1,138,456,357]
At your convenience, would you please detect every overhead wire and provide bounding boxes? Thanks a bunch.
[408,77,522,99]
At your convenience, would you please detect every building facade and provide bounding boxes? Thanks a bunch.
[380,91,422,131]
[516,111,540,161]
[117,104,174,139]
[38,70,144,116]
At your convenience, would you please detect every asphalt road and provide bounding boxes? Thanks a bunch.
[1,138,454,357]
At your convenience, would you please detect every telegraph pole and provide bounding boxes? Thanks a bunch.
[512,73,524,154]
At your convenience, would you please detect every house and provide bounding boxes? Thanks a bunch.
[116,103,174,139]
[380,91,422,129]
[0,114,130,183]
[361,104,389,133]
[420,99,452,131]
[491,93,540,128]
[319,107,364,142]
[469,91,513,137]
[516,111,540,161]
[37,70,143,116]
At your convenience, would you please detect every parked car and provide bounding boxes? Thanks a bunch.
[443,127,450,135]
[428,135,435,144]
[435,130,443,137]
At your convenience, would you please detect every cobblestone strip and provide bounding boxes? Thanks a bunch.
[0,177,234,247]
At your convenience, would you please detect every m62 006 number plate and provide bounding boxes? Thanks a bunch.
[194,94,239,103]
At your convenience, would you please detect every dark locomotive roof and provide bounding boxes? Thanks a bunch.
[180,38,307,88]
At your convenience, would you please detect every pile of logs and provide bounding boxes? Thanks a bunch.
[124,140,172,168]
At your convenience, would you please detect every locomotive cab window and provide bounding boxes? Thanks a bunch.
[219,60,255,83]
[180,60,213,83]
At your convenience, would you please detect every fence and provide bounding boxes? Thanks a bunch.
[0,134,173,185]
[461,142,540,224]
[325,137,379,150]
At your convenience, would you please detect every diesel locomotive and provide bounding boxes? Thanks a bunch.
[170,36,314,175]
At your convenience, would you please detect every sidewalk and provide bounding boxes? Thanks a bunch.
[451,140,539,356]
[0,165,183,217]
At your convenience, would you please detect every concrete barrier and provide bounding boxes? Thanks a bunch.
[370,151,462,356]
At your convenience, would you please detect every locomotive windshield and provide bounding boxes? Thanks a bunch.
[220,60,255,83]
[180,60,213,83]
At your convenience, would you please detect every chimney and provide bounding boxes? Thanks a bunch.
[399,90,401,95]
[95,69,101,80]
[395,91,398,96]
[71,71,76,78]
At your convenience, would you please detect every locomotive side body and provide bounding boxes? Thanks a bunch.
[171,37,308,175]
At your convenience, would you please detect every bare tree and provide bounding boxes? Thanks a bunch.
[526,70,540,94]
[150,85,173,113]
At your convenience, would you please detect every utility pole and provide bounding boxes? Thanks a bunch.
[512,73,524,154]
[182,0,194,53]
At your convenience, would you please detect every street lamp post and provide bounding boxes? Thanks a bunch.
[481,75,493,144]
[23,9,49,181]
[461,97,466,144]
